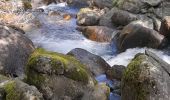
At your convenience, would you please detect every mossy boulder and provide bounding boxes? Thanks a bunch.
[121,51,170,100]
[25,48,109,100]
[0,75,43,100]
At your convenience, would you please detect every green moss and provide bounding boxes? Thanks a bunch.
[22,1,32,10]
[26,48,90,84]
[26,71,45,88]
[4,81,21,100]
[122,54,149,100]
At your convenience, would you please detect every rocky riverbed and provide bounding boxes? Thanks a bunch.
[0,0,170,100]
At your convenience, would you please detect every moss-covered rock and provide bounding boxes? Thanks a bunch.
[0,74,43,100]
[26,48,91,84]
[25,48,109,100]
[121,52,170,100]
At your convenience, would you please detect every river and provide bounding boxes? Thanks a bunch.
[26,2,170,100]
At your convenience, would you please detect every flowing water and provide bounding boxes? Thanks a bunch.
[26,3,170,100]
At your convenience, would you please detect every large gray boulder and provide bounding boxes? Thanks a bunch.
[67,48,111,76]
[111,8,138,26]
[114,22,167,52]
[121,50,170,100]
[0,24,34,77]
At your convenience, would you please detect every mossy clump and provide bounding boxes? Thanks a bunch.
[26,48,90,85]
[122,54,149,100]
[4,81,21,100]
[22,1,32,10]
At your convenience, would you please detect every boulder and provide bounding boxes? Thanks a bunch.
[66,0,91,6]
[99,8,117,28]
[112,0,161,14]
[0,24,34,77]
[76,26,115,42]
[121,50,170,100]
[67,48,111,76]
[111,8,138,26]
[0,75,43,100]
[160,16,170,39]
[106,65,126,81]
[92,0,113,9]
[114,22,167,52]
[31,0,56,8]
[76,8,101,26]
[25,48,110,100]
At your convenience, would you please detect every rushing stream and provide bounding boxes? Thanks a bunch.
[26,2,170,100]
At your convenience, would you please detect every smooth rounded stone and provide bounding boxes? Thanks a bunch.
[160,16,170,39]
[106,65,126,81]
[26,48,110,100]
[121,51,170,100]
[114,21,167,52]
[0,24,34,77]
[92,0,113,9]
[0,75,43,100]
[67,48,111,76]
[111,8,138,26]
[76,26,115,42]
[76,8,101,26]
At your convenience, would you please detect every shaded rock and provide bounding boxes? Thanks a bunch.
[31,0,56,8]
[76,26,115,42]
[113,0,161,14]
[25,48,110,100]
[106,65,126,81]
[67,48,111,76]
[0,75,43,100]
[152,16,161,31]
[99,8,117,28]
[66,0,90,7]
[111,8,138,26]
[92,0,113,9]
[77,8,101,26]
[114,22,166,52]
[160,16,170,39]
[121,51,170,100]
[0,24,34,77]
